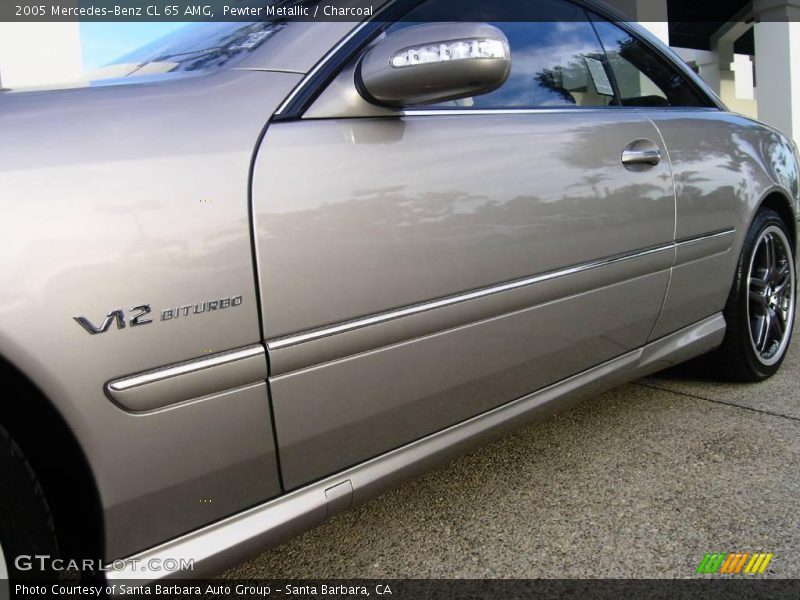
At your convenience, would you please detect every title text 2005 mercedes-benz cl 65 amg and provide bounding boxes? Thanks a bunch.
[1,0,798,585]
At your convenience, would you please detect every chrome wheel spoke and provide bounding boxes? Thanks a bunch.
[751,271,768,286]
[749,291,767,308]
[776,260,790,282]
[747,225,795,365]
[754,314,770,352]
[749,276,769,311]
[773,309,786,339]
[749,275,769,293]
[764,234,776,275]
[773,261,791,294]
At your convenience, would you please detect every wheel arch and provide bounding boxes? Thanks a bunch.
[0,353,104,566]
[757,190,797,251]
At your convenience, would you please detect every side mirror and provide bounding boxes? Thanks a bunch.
[357,22,511,108]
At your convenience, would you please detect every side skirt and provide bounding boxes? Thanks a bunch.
[106,313,725,584]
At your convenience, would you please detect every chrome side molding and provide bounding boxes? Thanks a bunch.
[105,314,725,585]
[401,107,722,117]
[106,345,267,412]
[268,230,735,351]
[675,228,735,247]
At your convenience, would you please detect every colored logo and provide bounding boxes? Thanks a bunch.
[696,552,774,575]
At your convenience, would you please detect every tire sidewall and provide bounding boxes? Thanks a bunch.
[0,426,59,582]
[732,211,796,379]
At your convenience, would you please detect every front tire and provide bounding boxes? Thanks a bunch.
[716,209,796,381]
[0,424,59,585]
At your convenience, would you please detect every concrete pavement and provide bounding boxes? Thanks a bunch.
[226,325,800,579]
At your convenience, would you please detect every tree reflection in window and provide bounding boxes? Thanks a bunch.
[387,1,618,109]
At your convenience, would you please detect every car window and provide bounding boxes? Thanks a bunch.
[590,16,713,107]
[90,1,320,83]
[385,0,617,109]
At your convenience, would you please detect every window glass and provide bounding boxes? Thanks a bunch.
[86,2,321,85]
[386,0,616,108]
[590,17,713,107]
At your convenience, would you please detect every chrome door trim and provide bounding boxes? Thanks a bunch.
[267,230,734,351]
[106,345,267,412]
[674,228,737,267]
[267,243,673,350]
[675,228,735,247]
[297,107,723,120]
[401,108,721,117]
[404,108,621,117]
[106,314,725,585]
[109,345,264,391]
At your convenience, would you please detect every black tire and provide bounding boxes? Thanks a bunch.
[714,209,796,381]
[0,423,59,586]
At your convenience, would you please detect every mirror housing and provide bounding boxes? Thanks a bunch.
[357,22,511,108]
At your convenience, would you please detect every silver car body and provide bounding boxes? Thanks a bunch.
[0,0,798,581]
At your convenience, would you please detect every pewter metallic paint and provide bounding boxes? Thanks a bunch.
[0,2,798,576]
[254,112,676,336]
[108,314,727,583]
[358,22,511,106]
[0,68,301,558]
[646,111,800,337]
[253,110,680,487]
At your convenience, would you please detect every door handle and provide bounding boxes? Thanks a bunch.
[621,140,662,167]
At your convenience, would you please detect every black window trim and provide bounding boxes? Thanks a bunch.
[585,6,719,110]
[272,0,419,121]
[580,0,722,111]
[273,0,723,121]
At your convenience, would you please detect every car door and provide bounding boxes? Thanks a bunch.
[586,15,746,339]
[252,0,676,490]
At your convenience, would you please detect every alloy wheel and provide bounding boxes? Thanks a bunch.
[747,225,796,366]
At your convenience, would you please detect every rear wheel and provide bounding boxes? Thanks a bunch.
[716,209,796,381]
